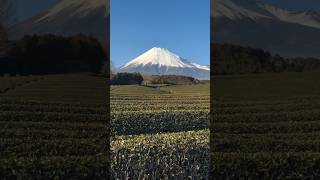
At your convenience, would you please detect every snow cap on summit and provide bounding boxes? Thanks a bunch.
[119,47,210,80]
[122,47,194,68]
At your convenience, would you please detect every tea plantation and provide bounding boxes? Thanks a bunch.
[110,83,210,179]
[212,72,320,179]
[0,73,108,179]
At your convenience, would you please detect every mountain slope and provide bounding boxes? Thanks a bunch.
[118,47,210,80]
[9,0,108,47]
[212,0,320,58]
[212,0,320,29]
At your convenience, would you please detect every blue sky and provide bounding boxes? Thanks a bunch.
[111,0,210,67]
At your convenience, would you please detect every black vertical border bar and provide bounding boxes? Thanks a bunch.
[106,0,111,178]
[210,0,214,178]
[210,0,223,179]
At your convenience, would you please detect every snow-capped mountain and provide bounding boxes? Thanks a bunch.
[261,4,320,29]
[9,0,108,47]
[37,0,106,21]
[213,0,320,29]
[212,0,320,58]
[118,47,210,80]
[212,0,271,20]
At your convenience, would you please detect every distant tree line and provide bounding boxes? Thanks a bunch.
[150,75,199,85]
[212,43,320,74]
[110,73,201,85]
[0,34,106,75]
[111,72,143,85]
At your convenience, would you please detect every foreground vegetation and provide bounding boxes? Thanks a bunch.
[111,130,209,179]
[111,83,210,179]
[4,69,320,178]
[212,71,320,179]
[0,73,108,179]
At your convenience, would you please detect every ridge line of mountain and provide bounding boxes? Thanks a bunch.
[116,47,210,80]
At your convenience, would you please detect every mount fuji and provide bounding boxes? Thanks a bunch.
[118,47,210,80]
[9,0,108,47]
[212,0,320,58]
[213,0,320,29]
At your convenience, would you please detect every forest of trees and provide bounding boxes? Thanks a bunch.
[0,34,106,75]
[212,43,320,74]
[150,75,200,85]
[111,72,143,85]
